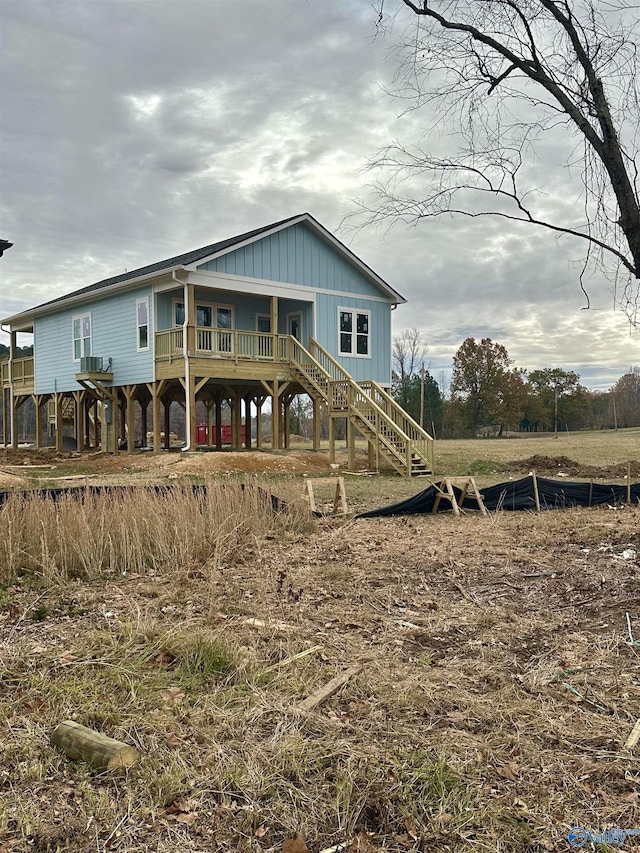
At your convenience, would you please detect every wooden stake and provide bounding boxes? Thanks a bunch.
[296,664,362,714]
[625,718,640,750]
[51,720,139,770]
[532,470,541,513]
[627,462,631,504]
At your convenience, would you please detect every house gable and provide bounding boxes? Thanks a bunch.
[195,219,402,302]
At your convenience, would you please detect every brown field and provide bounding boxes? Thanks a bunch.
[1,431,639,852]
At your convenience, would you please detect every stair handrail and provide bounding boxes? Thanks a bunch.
[361,380,434,441]
[304,338,434,474]
[288,336,419,469]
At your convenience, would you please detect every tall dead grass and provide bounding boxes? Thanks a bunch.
[0,481,313,586]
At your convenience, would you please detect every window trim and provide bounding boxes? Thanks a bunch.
[337,307,371,359]
[72,312,92,363]
[136,297,150,352]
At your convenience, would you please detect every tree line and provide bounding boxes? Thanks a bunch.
[392,329,640,438]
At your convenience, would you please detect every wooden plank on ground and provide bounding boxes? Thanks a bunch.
[296,664,362,713]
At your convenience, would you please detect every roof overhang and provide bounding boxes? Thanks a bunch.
[1,267,188,329]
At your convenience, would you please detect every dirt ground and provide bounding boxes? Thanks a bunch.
[1,443,640,851]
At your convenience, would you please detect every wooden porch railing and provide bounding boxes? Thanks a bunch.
[1,356,35,389]
[155,329,282,362]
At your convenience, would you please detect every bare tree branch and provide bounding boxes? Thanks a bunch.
[354,0,640,321]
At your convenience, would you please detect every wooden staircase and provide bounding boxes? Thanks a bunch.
[287,336,434,478]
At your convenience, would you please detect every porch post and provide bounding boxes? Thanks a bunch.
[270,296,278,358]
[9,331,17,448]
[2,388,9,447]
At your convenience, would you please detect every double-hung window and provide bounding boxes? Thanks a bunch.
[72,313,91,361]
[137,298,149,351]
[339,309,370,357]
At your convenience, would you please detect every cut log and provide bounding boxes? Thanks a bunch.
[51,720,139,769]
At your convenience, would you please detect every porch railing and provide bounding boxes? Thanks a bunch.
[1,356,35,388]
[155,328,282,362]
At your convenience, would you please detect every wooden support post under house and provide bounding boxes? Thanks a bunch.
[347,417,356,472]
[283,393,292,449]
[73,390,85,452]
[271,380,280,450]
[123,385,136,452]
[215,396,222,449]
[205,399,214,447]
[244,393,252,449]
[54,393,64,451]
[312,396,321,451]
[163,395,171,450]
[256,395,265,449]
[140,396,148,446]
[328,415,336,465]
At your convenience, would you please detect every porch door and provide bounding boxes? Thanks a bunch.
[288,313,302,341]
[216,306,233,353]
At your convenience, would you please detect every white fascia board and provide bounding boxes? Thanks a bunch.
[2,269,182,329]
[187,270,316,302]
[183,212,407,305]
[188,269,393,304]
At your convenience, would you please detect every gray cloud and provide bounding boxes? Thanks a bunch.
[1,0,638,387]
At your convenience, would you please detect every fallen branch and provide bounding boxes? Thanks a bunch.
[296,665,362,714]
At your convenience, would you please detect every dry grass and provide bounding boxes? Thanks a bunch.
[1,435,640,851]
[0,480,313,587]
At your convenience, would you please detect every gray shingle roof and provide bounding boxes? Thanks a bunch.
[4,212,404,326]
[34,213,304,313]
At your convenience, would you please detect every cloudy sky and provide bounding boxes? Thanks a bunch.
[1,0,638,390]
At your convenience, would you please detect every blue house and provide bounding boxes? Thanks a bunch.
[1,214,433,476]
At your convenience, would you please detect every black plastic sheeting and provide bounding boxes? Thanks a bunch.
[357,476,640,518]
[0,482,289,514]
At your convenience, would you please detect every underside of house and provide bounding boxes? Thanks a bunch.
[1,214,434,477]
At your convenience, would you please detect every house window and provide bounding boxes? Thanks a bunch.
[256,314,271,333]
[72,313,91,361]
[339,309,370,357]
[137,299,149,350]
[173,301,233,329]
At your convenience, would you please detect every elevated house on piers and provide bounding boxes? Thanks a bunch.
[1,213,434,476]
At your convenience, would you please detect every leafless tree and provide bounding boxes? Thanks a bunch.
[393,326,427,379]
[360,0,640,321]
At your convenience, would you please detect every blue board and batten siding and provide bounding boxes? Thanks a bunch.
[199,223,394,384]
[199,223,383,298]
[34,287,154,394]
